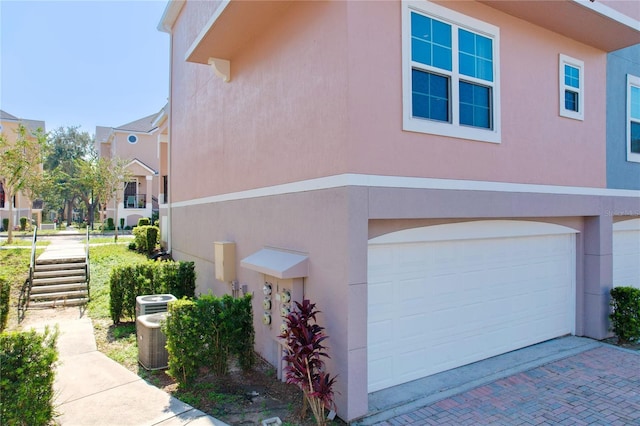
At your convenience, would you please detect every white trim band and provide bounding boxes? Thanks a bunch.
[171,174,640,208]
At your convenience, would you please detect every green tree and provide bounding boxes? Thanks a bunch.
[44,126,93,225]
[0,125,46,243]
[93,157,131,241]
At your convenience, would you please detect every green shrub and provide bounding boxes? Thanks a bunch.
[163,294,254,386]
[0,278,9,332]
[0,327,59,425]
[610,286,640,344]
[106,218,115,231]
[19,217,27,231]
[128,241,137,251]
[120,218,125,230]
[109,261,196,323]
[138,217,150,227]
[133,225,159,256]
[2,218,9,232]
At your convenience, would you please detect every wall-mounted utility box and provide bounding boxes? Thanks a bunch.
[214,241,236,282]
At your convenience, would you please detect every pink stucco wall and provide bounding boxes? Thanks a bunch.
[347,0,606,187]
[170,0,608,204]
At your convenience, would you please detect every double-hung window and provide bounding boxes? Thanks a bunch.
[402,1,500,143]
[628,74,640,163]
[559,54,584,121]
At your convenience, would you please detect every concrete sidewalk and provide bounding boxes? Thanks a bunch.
[20,232,229,426]
[24,315,229,426]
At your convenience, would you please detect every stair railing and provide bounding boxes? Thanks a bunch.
[18,227,38,321]
[85,226,90,299]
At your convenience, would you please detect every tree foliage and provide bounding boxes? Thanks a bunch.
[0,124,46,243]
[43,126,94,225]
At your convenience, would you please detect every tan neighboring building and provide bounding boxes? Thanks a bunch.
[0,109,45,229]
[96,106,167,228]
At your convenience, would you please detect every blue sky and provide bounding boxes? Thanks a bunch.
[1,0,169,137]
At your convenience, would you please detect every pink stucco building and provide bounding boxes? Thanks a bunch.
[158,1,640,421]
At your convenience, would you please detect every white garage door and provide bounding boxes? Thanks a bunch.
[368,220,576,393]
[613,219,640,289]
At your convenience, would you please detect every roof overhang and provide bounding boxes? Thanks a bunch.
[158,0,185,33]
[185,0,292,64]
[478,0,640,52]
[241,247,309,279]
[126,158,157,176]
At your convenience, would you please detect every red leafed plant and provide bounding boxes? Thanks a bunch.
[281,299,337,425]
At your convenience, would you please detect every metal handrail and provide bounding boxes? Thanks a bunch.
[85,226,90,299]
[18,227,38,320]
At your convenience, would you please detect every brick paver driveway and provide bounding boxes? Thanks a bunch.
[378,346,640,425]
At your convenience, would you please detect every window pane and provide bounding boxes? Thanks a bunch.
[631,86,640,119]
[631,122,640,154]
[411,12,451,71]
[459,81,491,129]
[458,29,493,82]
[564,65,579,88]
[412,38,432,65]
[412,69,449,122]
[432,19,452,47]
[565,90,578,112]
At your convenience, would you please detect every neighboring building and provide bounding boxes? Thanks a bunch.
[158,1,640,421]
[0,109,45,229]
[96,107,166,228]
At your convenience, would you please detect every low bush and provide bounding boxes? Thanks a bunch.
[19,217,27,231]
[2,218,8,232]
[163,294,254,385]
[132,225,159,256]
[0,278,9,332]
[0,327,59,425]
[106,218,115,231]
[137,217,150,227]
[610,286,640,344]
[120,218,125,230]
[109,260,196,323]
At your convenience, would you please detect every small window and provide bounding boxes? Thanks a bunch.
[627,74,640,163]
[127,134,138,144]
[403,1,501,143]
[559,54,584,121]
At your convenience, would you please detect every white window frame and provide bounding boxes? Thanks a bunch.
[402,0,501,144]
[628,73,640,163]
[559,54,584,121]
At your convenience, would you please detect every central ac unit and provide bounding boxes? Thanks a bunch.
[136,294,177,316]
[137,312,169,370]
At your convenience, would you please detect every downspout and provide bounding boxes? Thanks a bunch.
[167,31,174,254]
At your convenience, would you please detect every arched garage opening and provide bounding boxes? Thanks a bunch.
[367,220,578,393]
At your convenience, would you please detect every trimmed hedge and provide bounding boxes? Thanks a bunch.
[610,286,640,344]
[2,218,8,232]
[163,294,254,385]
[109,261,196,323]
[137,217,151,227]
[132,225,159,256]
[0,327,59,425]
[0,278,9,332]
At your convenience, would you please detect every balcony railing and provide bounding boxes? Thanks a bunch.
[124,194,147,209]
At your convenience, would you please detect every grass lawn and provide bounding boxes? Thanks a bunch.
[0,248,44,330]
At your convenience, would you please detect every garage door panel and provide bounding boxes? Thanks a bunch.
[368,226,576,393]
[613,224,640,289]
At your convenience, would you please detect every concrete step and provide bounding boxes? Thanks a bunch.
[30,283,88,294]
[34,269,86,279]
[28,298,89,309]
[36,257,86,266]
[30,289,88,301]
[35,261,86,271]
[32,276,87,286]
